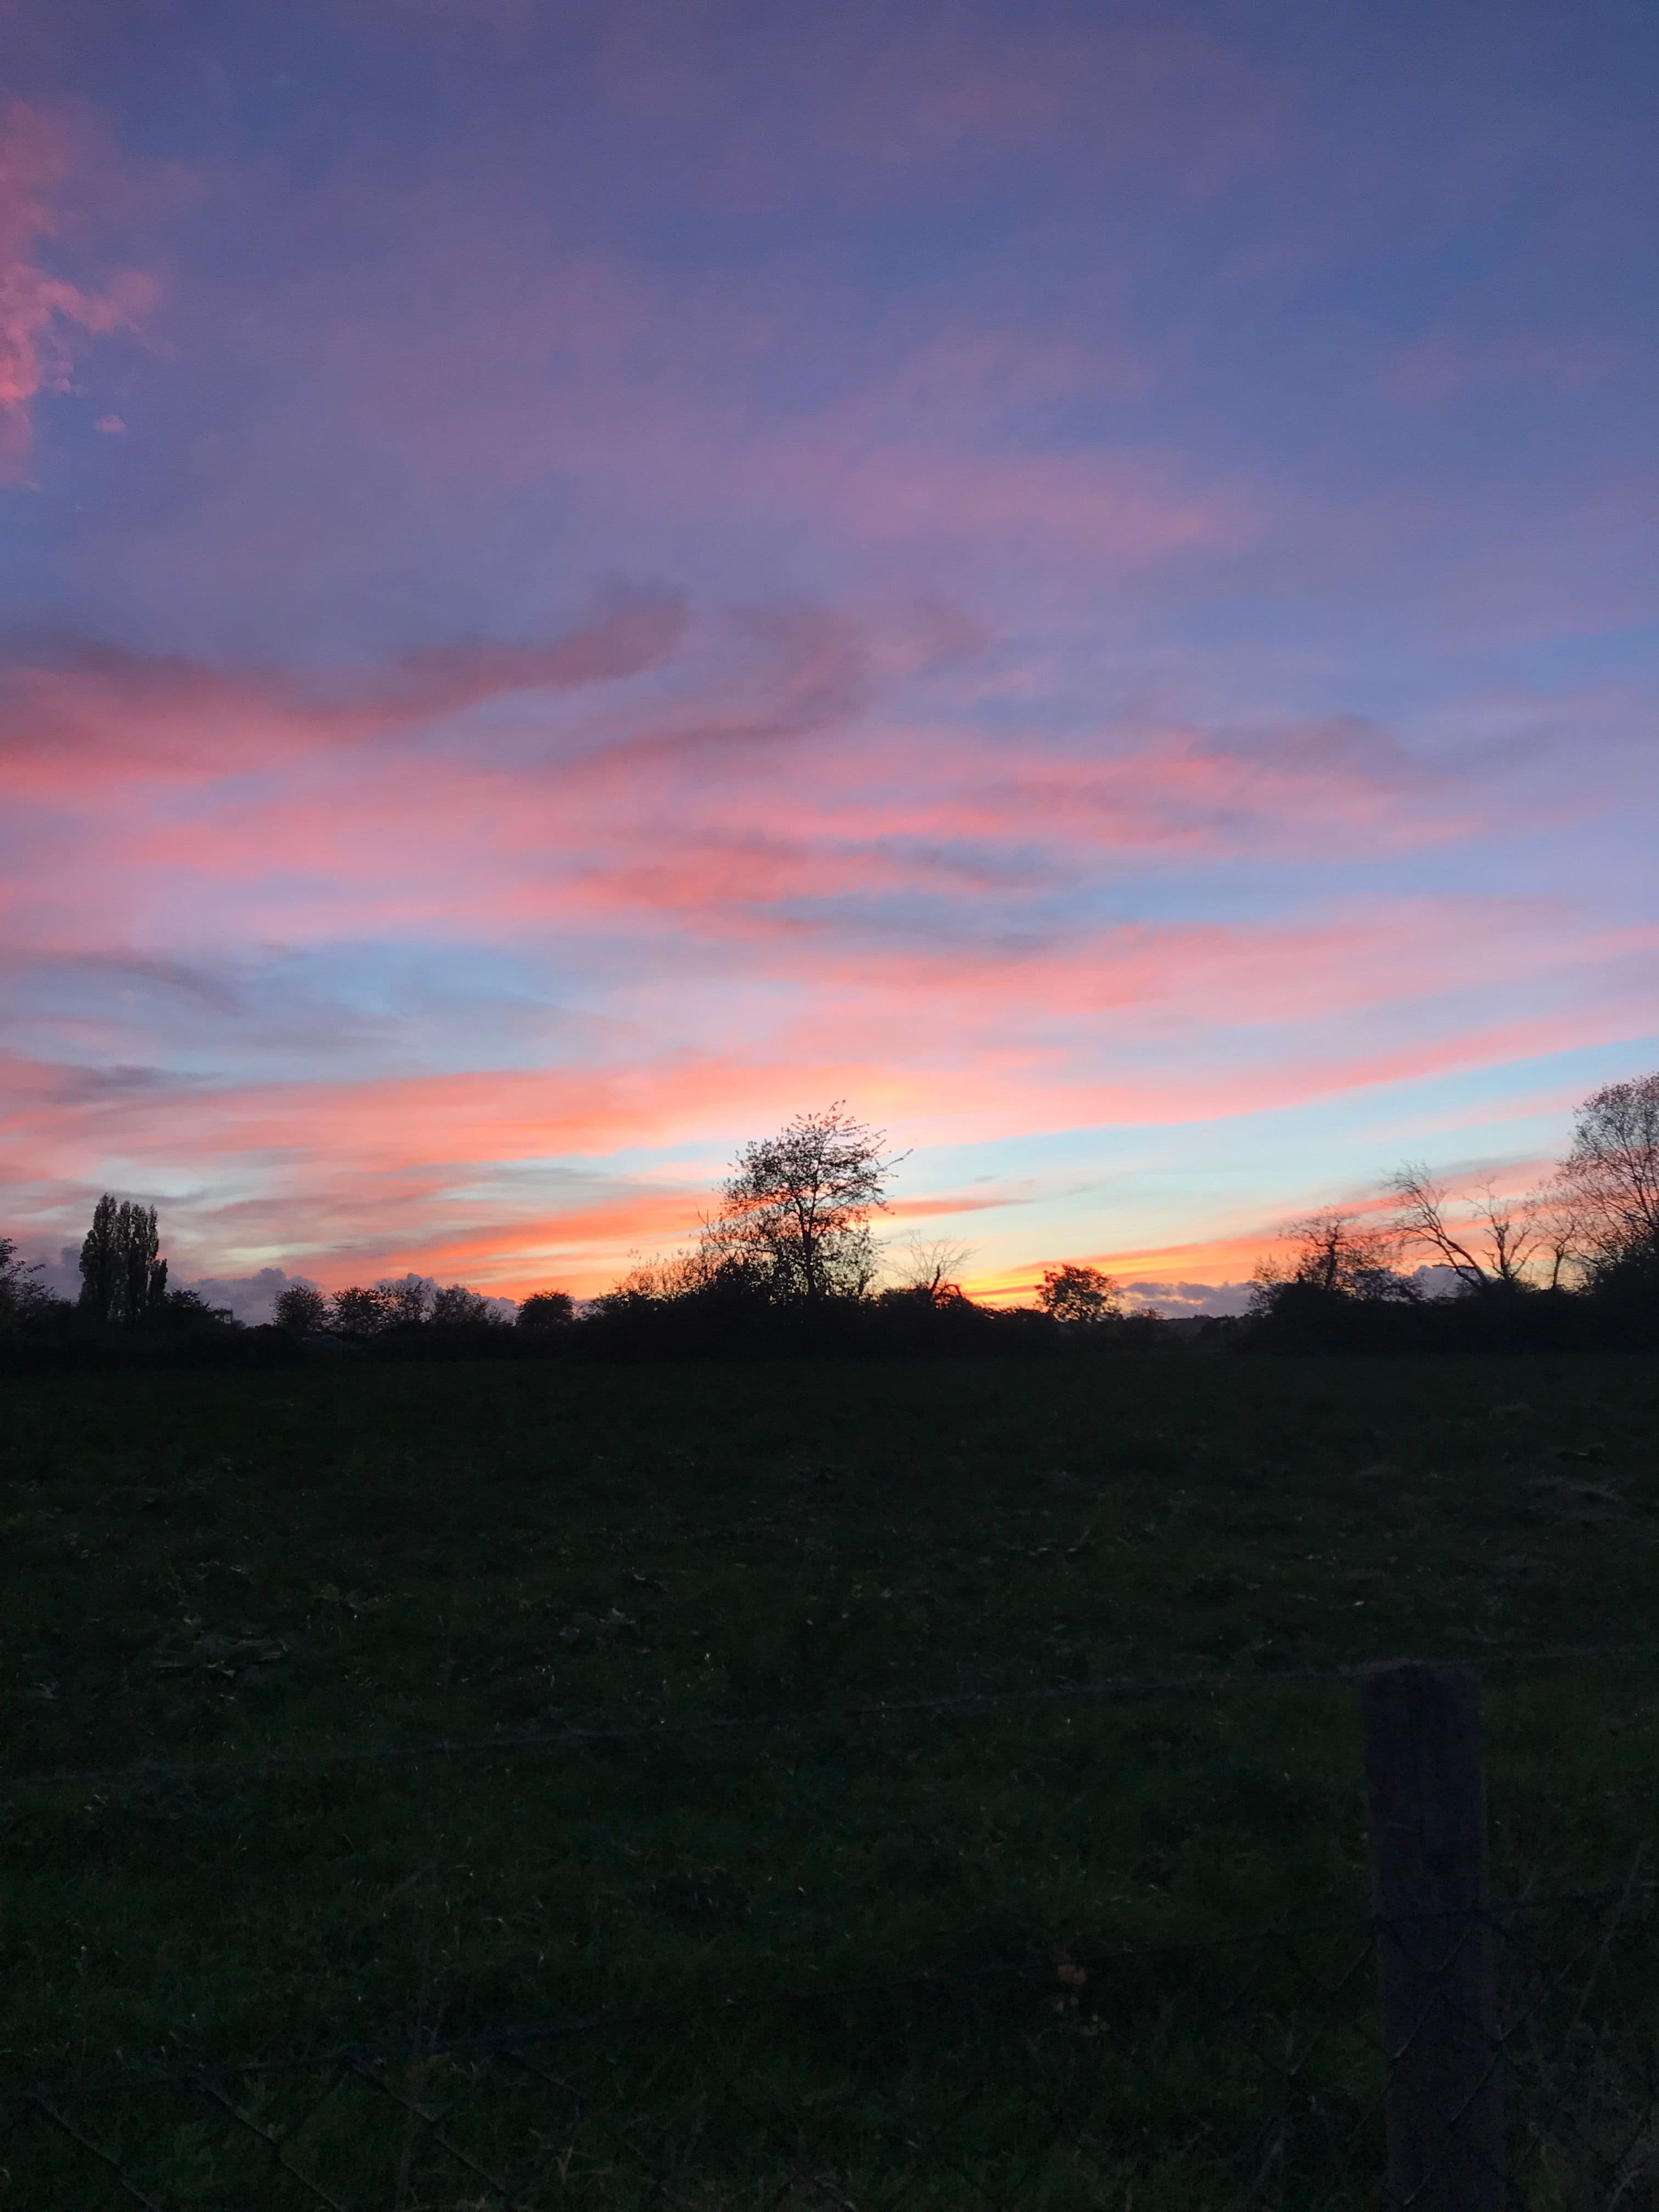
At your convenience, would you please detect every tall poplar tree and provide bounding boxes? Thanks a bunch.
[77,1197,168,1326]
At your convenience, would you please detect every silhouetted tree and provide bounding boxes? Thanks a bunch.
[330,1284,398,1338]
[77,1197,121,1323]
[328,1277,448,1334]
[0,1236,53,1327]
[1388,1165,1537,1291]
[430,1284,504,1327]
[124,1207,166,1323]
[614,1247,734,1302]
[1529,1180,1592,1291]
[1250,1211,1414,1312]
[590,1244,764,1327]
[704,1104,900,1305]
[379,1275,434,1327]
[77,1197,168,1327]
[157,1286,235,1328]
[888,1237,973,1306]
[273,1283,330,1335]
[1037,1262,1121,1324]
[517,1289,575,1328]
[1557,1073,1659,1279]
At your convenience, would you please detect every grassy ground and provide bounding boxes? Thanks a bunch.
[4,1351,1659,2207]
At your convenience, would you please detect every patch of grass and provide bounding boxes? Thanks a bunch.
[4,1353,1658,2204]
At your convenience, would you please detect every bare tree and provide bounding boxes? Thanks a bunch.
[1528,1177,1592,1290]
[1037,1262,1121,1324]
[1251,1210,1412,1307]
[888,1236,973,1304]
[1556,1073,1659,1270]
[1388,1164,1538,1291]
[704,1104,902,1305]
[600,1245,731,1306]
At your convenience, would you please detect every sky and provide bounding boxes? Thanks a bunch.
[2,0,1656,1318]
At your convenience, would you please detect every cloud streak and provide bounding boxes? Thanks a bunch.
[1,0,1656,1297]
[3,590,1654,1311]
[0,589,687,786]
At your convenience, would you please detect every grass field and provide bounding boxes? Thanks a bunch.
[5,1351,1659,2207]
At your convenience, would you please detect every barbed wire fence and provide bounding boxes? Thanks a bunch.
[8,1660,1659,2210]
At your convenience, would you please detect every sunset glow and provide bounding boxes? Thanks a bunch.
[2,4,1656,1314]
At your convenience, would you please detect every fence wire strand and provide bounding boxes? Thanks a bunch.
[10,1887,1659,2210]
[20,1638,1659,1793]
[14,1651,1659,2207]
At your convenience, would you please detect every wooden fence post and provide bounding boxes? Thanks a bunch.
[1360,1660,1506,2210]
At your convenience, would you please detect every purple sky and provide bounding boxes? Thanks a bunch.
[2,1,1656,1314]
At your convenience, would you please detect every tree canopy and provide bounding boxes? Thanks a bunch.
[77,1197,169,1328]
[1037,1262,1121,1325]
[1558,1074,1659,1279]
[704,1104,900,1305]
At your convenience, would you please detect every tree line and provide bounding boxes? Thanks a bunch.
[1240,1072,1659,1350]
[0,1105,1125,1361]
[3,1079,1656,1361]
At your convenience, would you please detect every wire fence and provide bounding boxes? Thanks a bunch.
[21,1639,1659,1793]
[8,1883,1659,2208]
[10,1662,1659,2209]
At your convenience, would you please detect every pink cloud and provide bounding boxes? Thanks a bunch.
[1,616,1652,1299]
[0,591,685,792]
[0,100,154,478]
[2,7,1654,1311]
[4,930,1650,1176]
[5,970,1653,1297]
[0,600,1593,1002]
[0,721,1458,961]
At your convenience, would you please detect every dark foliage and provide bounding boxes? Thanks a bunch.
[77,1195,169,1327]
[1241,1257,1655,1356]
[273,1282,330,1335]
[578,1272,1130,1360]
[155,1285,237,1330]
[0,1235,54,1328]
[1037,1262,1122,1325]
